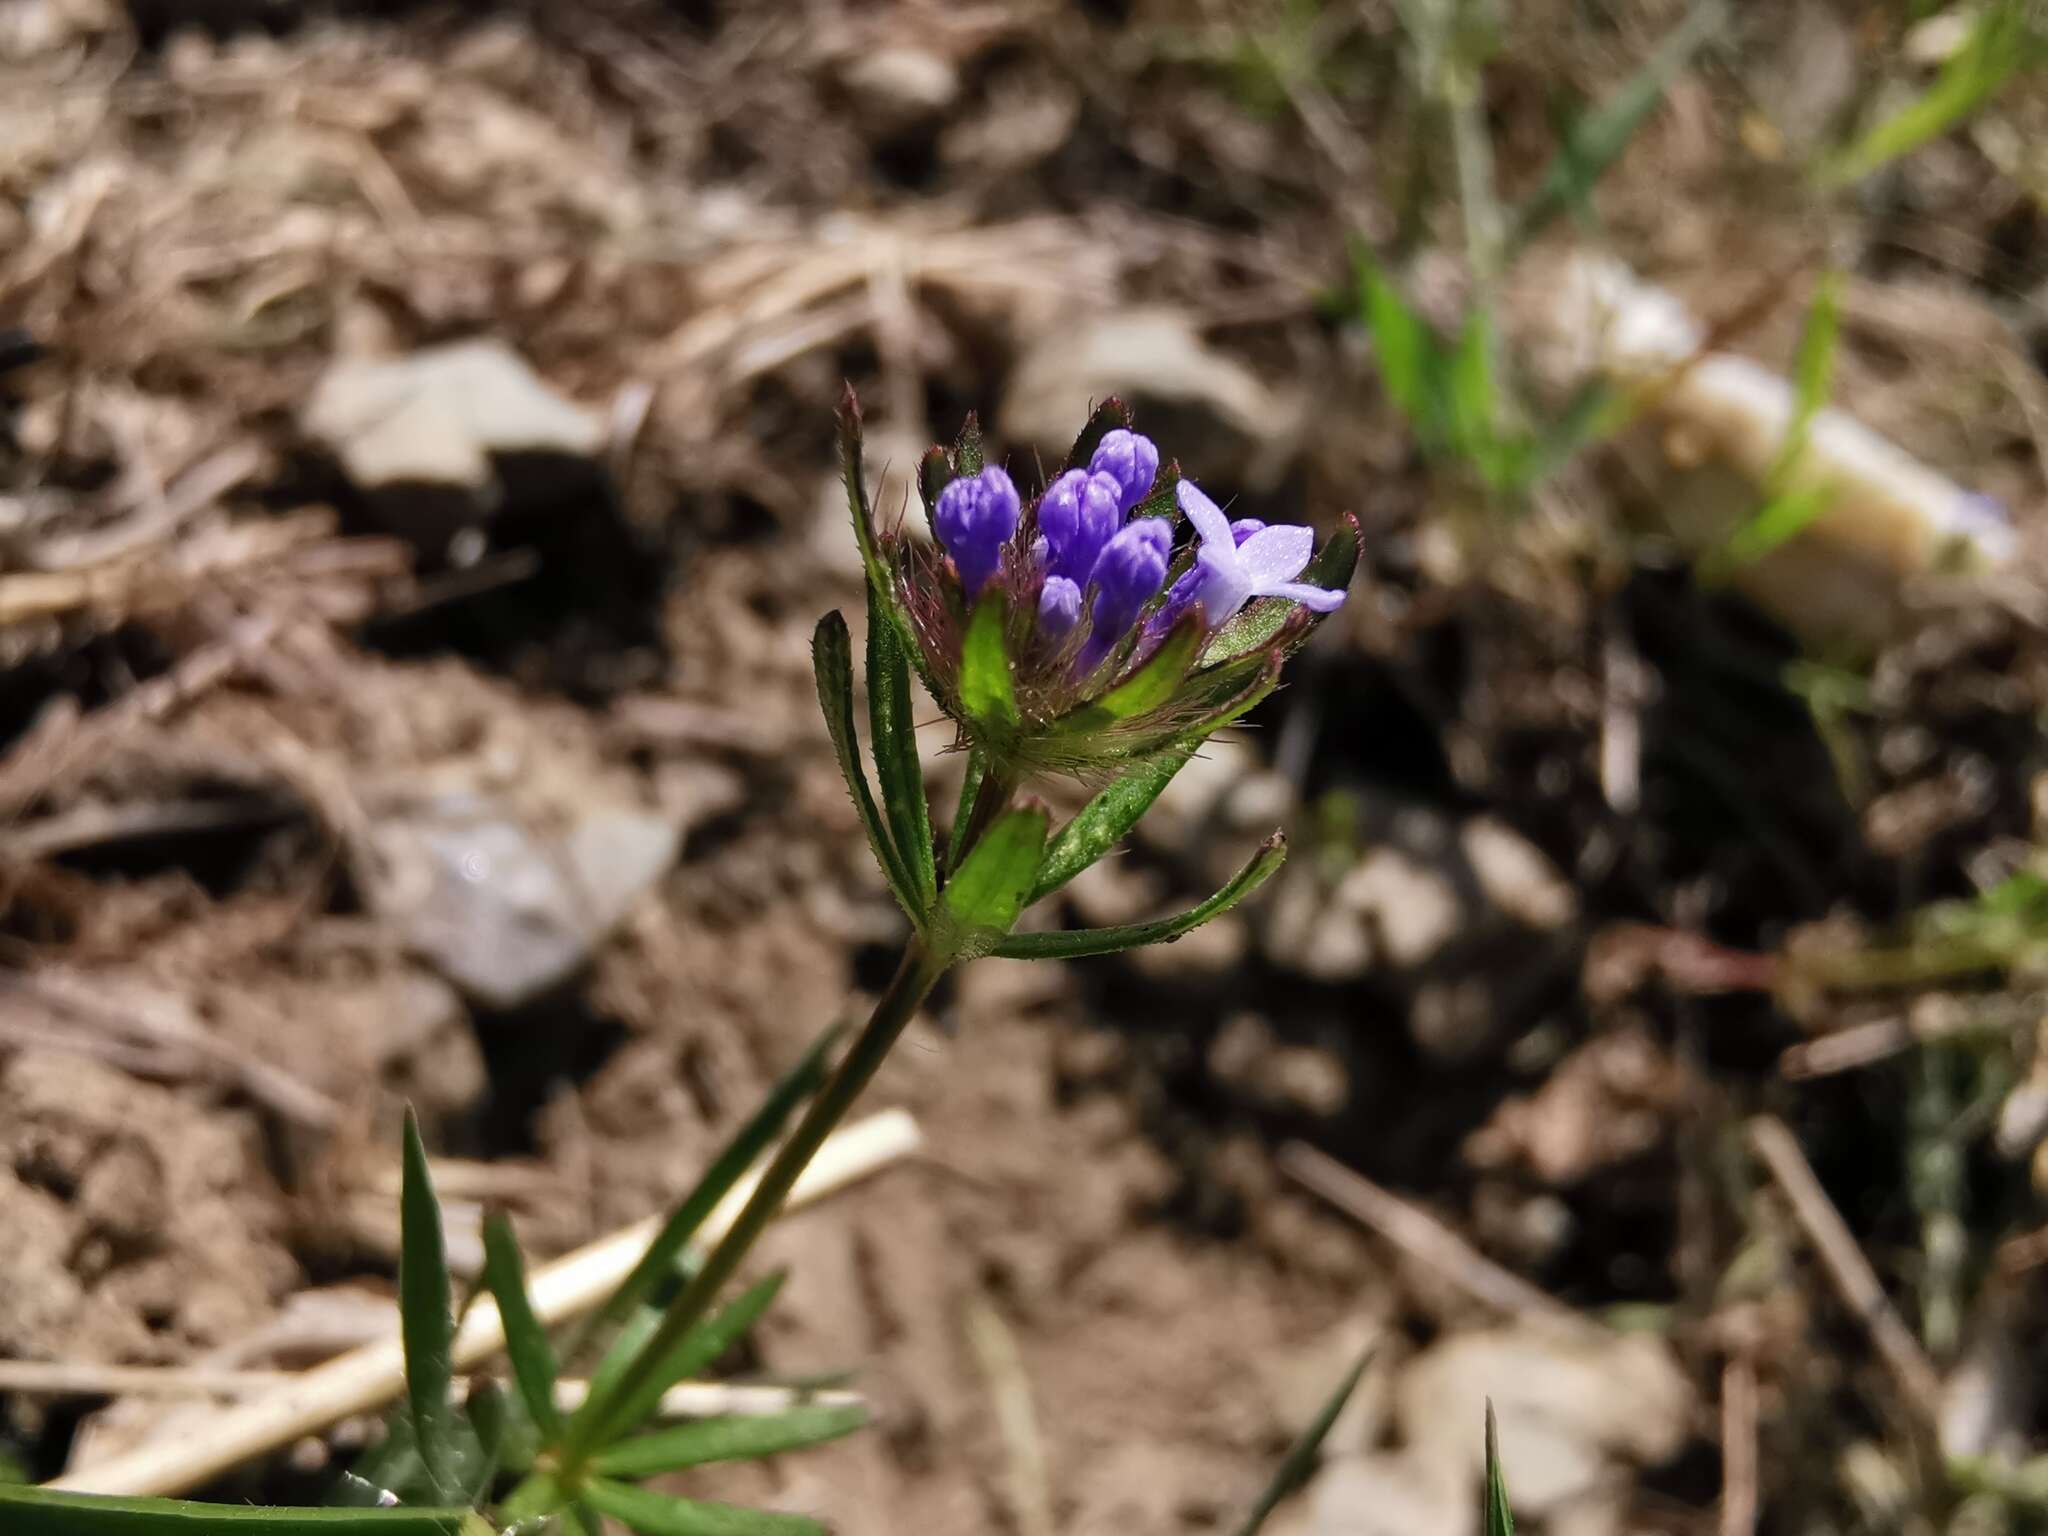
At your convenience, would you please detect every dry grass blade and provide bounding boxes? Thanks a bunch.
[1746,1116,1942,1425]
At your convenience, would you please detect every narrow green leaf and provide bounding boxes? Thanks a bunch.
[958,595,1018,731]
[592,1402,869,1478]
[480,1212,562,1442]
[570,1027,842,1416]
[569,1505,605,1536]
[1718,484,1835,570]
[605,1272,789,1442]
[1485,1401,1516,1536]
[813,612,921,921]
[937,804,1050,955]
[1508,0,1728,250]
[868,614,936,908]
[584,1479,824,1536]
[1060,610,1203,732]
[1822,0,2042,186]
[1229,1342,1374,1536]
[1059,396,1135,475]
[0,1488,474,1536]
[916,445,952,530]
[995,835,1286,961]
[1447,305,1500,464]
[835,392,893,605]
[1357,254,1437,436]
[945,747,988,876]
[1771,269,1842,489]
[398,1109,456,1500]
[1028,748,1193,904]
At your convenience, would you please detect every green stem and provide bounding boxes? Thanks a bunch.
[559,939,949,1468]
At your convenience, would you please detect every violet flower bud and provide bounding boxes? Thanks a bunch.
[1037,574,1082,640]
[1088,429,1159,514]
[935,466,1021,598]
[1038,469,1124,582]
[1077,517,1171,671]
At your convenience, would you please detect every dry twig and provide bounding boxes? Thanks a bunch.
[1746,1116,1943,1426]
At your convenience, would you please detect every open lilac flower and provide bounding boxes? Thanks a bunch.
[934,466,1021,598]
[1163,479,1348,630]
[1088,429,1159,514]
[1038,468,1124,582]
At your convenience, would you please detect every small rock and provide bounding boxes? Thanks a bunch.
[1127,911,1249,980]
[1277,1453,1467,1536]
[1140,736,1259,848]
[840,45,959,128]
[302,339,603,551]
[1338,849,1462,969]
[1395,1325,1694,1517]
[1001,309,1304,490]
[366,791,679,1009]
[1460,818,1576,931]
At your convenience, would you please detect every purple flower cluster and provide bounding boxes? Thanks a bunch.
[932,426,1346,676]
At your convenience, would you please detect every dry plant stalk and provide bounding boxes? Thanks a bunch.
[1746,1116,1943,1425]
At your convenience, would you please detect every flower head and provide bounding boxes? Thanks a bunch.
[838,392,1356,780]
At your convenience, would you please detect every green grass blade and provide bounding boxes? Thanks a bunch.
[945,747,988,876]
[569,1025,842,1418]
[1229,1342,1374,1536]
[937,804,1050,957]
[1770,269,1842,488]
[480,1212,562,1442]
[1509,0,1728,249]
[1027,747,1194,904]
[958,595,1018,731]
[1356,251,1439,440]
[1719,484,1835,571]
[868,613,936,909]
[1486,1401,1516,1536]
[0,1487,476,1535]
[1822,0,2042,186]
[813,612,921,922]
[398,1109,456,1500]
[592,1403,869,1478]
[1712,272,1843,574]
[995,834,1286,961]
[604,1272,789,1444]
[584,1479,824,1536]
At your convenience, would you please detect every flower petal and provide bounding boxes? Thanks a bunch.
[1176,479,1234,550]
[1259,579,1347,613]
[1236,524,1314,589]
